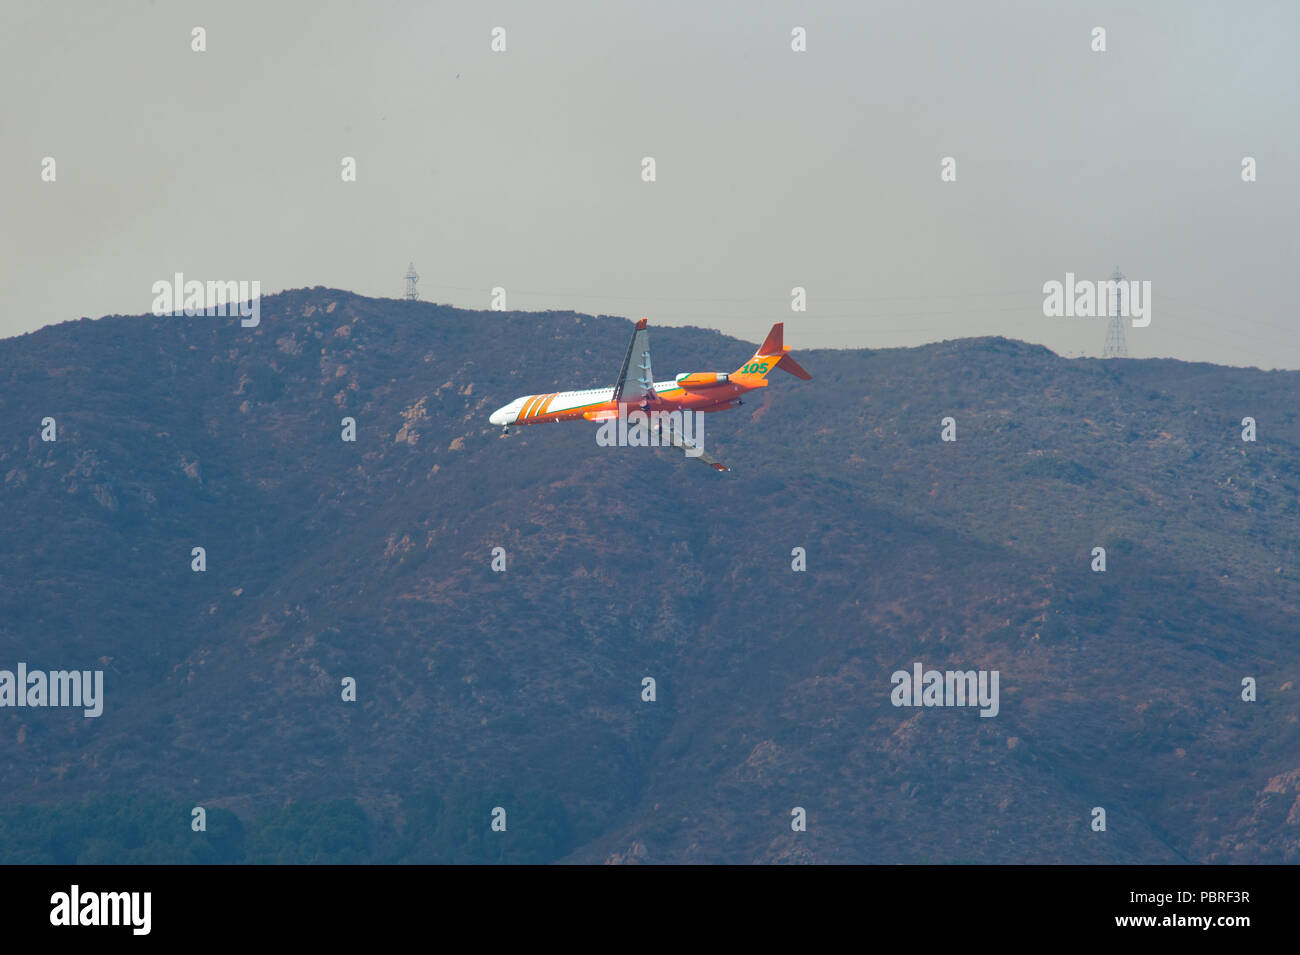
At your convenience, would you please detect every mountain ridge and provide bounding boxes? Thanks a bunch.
[1,287,1297,863]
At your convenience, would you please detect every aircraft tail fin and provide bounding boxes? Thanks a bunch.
[756,322,784,357]
[734,323,813,381]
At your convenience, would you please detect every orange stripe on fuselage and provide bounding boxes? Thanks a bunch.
[519,393,561,424]
[519,395,543,422]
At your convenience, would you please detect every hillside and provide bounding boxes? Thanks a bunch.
[1,287,1297,863]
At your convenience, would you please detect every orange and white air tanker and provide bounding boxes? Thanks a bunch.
[489,320,811,470]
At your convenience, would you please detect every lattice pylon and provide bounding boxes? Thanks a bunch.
[1102,267,1128,358]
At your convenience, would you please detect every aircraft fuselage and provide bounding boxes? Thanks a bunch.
[489,376,756,427]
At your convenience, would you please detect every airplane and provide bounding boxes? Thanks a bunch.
[488,319,811,471]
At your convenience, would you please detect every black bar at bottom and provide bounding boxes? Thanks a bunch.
[0,864,1283,941]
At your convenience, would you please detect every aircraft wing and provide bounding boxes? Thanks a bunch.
[659,418,729,472]
[610,318,655,405]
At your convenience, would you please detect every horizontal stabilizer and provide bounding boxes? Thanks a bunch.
[776,353,812,380]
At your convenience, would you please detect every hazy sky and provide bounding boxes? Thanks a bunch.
[2,0,1297,366]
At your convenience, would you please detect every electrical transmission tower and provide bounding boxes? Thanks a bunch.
[403,262,420,301]
[1102,267,1128,358]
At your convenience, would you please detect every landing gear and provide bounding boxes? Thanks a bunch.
[501,424,510,435]
[736,399,744,406]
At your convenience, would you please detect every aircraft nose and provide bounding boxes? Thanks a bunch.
[491,396,527,426]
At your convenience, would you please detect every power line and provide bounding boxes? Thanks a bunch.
[416,282,1033,306]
